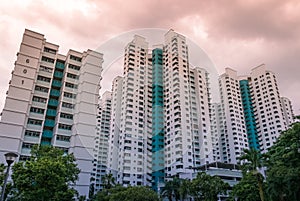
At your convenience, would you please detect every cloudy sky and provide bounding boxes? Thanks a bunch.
[0,0,299,114]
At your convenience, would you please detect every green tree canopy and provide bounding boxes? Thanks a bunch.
[161,177,191,201]
[189,172,229,201]
[230,172,262,201]
[264,122,300,201]
[238,148,265,201]
[11,145,80,201]
[0,163,5,185]
[94,185,159,201]
[101,173,116,189]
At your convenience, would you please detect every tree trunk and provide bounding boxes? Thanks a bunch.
[257,174,264,201]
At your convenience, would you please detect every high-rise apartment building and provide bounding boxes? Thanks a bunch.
[106,30,213,191]
[91,91,112,192]
[107,36,153,186]
[163,31,213,180]
[280,97,294,127]
[213,65,294,162]
[214,68,249,164]
[0,29,103,197]
[249,64,288,153]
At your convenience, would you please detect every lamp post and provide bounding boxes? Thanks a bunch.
[0,152,18,201]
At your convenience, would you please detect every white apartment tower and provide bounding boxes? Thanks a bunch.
[107,76,123,178]
[280,97,294,127]
[107,30,213,190]
[0,29,103,198]
[163,31,213,179]
[214,65,294,162]
[215,68,248,164]
[249,64,287,153]
[92,91,112,192]
[107,36,153,186]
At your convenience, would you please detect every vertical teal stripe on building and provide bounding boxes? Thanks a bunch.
[41,60,65,145]
[151,48,164,192]
[239,79,260,150]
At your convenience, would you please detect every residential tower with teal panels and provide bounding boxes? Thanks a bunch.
[239,79,259,150]
[151,48,164,192]
[0,29,103,199]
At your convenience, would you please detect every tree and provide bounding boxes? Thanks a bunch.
[264,122,300,201]
[230,172,262,201]
[239,148,265,201]
[94,185,159,201]
[162,177,185,201]
[179,179,190,201]
[101,173,116,189]
[0,163,5,185]
[11,145,80,201]
[189,172,229,201]
[109,186,159,201]
[0,164,13,201]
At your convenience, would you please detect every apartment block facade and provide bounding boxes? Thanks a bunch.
[0,29,103,197]
[105,30,213,191]
[214,68,249,164]
[213,65,294,163]
[107,36,153,186]
[91,91,112,192]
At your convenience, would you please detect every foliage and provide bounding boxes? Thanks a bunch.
[238,148,265,201]
[101,173,116,189]
[264,122,300,201]
[161,177,190,201]
[161,177,181,201]
[10,145,80,201]
[94,185,159,201]
[230,172,262,201]
[189,172,229,201]
[0,163,5,186]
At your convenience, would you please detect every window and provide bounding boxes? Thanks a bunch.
[64,92,76,99]
[60,113,73,120]
[37,75,51,83]
[41,56,54,63]
[24,130,40,137]
[32,96,47,103]
[67,73,79,80]
[30,107,45,114]
[22,142,35,149]
[39,65,53,73]
[62,102,74,109]
[58,123,72,130]
[27,118,42,125]
[56,135,71,142]
[70,55,82,62]
[65,82,78,89]
[68,64,80,71]
[35,85,49,93]
[44,47,56,54]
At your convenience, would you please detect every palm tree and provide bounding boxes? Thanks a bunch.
[161,177,191,201]
[161,177,182,201]
[101,173,116,189]
[239,148,265,201]
[161,180,174,201]
[179,179,190,201]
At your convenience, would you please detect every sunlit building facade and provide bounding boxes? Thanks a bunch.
[0,29,103,198]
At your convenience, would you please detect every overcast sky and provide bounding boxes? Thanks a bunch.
[0,0,299,114]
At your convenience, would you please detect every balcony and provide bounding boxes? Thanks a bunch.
[42,130,53,138]
[55,62,65,70]
[50,89,60,97]
[51,80,62,88]
[53,71,63,78]
[44,119,55,127]
[48,99,58,107]
[46,109,57,117]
